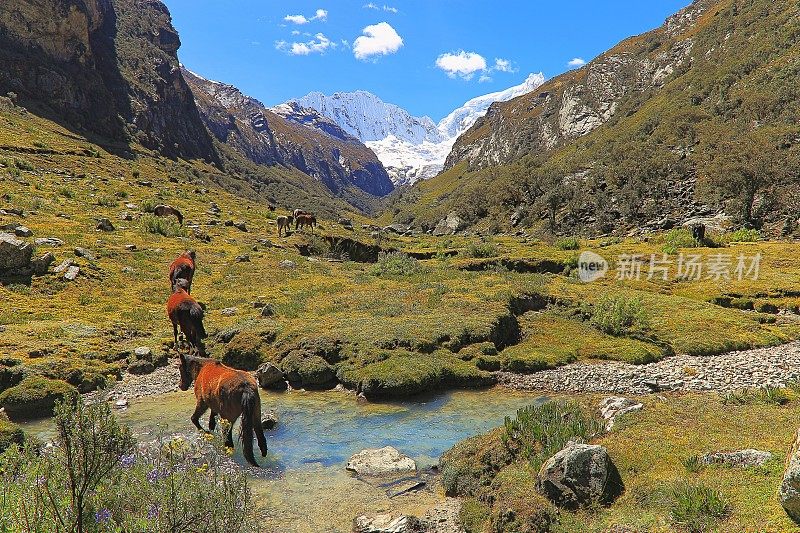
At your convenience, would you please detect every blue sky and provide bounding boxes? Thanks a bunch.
[164,0,690,120]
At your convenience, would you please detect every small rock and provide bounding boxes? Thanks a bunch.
[134,346,152,358]
[53,258,74,273]
[121,266,134,274]
[217,328,240,343]
[125,244,137,251]
[31,252,55,275]
[74,247,96,261]
[256,363,286,390]
[113,399,129,410]
[14,226,32,237]
[64,265,80,281]
[119,212,134,221]
[221,307,237,317]
[701,449,772,468]
[346,446,417,477]
[279,260,297,269]
[125,203,137,209]
[537,442,624,509]
[353,514,423,533]
[96,218,115,232]
[260,304,275,318]
[235,254,250,263]
[599,396,643,431]
[35,237,63,247]
[261,410,279,430]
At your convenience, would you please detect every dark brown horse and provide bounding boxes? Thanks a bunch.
[153,204,184,225]
[167,279,207,353]
[169,250,196,293]
[295,214,317,233]
[177,353,268,467]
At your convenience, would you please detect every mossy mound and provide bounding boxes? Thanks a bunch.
[281,351,336,389]
[0,419,25,452]
[24,358,121,393]
[337,350,496,399]
[0,363,27,394]
[456,342,499,361]
[0,376,78,420]
[222,330,276,370]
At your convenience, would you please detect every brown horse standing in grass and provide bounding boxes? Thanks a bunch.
[169,250,196,293]
[295,214,317,233]
[167,279,207,353]
[177,353,268,467]
[153,204,184,225]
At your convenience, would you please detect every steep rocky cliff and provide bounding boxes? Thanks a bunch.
[184,69,394,198]
[0,0,216,160]
[445,1,712,170]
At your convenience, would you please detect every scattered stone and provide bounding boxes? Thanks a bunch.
[346,446,417,477]
[113,399,129,410]
[261,410,279,430]
[225,220,248,232]
[338,218,353,229]
[127,360,155,375]
[383,224,410,235]
[279,260,297,269]
[64,265,80,281]
[260,304,275,318]
[53,258,74,273]
[353,514,424,533]
[217,328,239,343]
[136,180,153,187]
[599,397,643,431]
[0,232,33,272]
[125,244,137,251]
[134,346,152,358]
[31,252,55,275]
[74,247,96,261]
[121,266,134,274]
[781,429,800,521]
[432,212,465,236]
[221,307,237,317]
[119,212,134,221]
[235,254,250,263]
[701,449,772,468]
[14,226,32,237]
[537,442,623,509]
[35,237,63,247]
[96,218,115,232]
[256,363,287,390]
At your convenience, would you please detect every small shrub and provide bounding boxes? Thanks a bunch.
[724,228,760,243]
[502,400,603,470]
[140,198,158,213]
[57,186,74,199]
[141,214,187,237]
[369,252,423,277]
[683,455,704,473]
[586,294,649,336]
[96,196,117,207]
[555,237,580,250]
[670,482,730,532]
[661,228,699,254]
[757,385,790,405]
[13,158,34,171]
[463,242,499,258]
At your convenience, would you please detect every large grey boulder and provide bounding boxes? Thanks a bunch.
[537,442,623,509]
[432,212,465,236]
[0,232,32,272]
[346,446,416,477]
[31,252,55,275]
[256,362,286,390]
[780,429,800,521]
[352,514,423,533]
[702,449,772,468]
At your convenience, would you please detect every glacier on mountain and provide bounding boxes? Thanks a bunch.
[285,73,546,185]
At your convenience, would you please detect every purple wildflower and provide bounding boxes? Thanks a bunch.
[35,475,46,487]
[95,508,111,523]
[147,504,160,520]
[120,454,136,468]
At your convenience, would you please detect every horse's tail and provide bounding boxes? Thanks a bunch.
[240,388,264,467]
[175,209,184,225]
[189,305,206,339]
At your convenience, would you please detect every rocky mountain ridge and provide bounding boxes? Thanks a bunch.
[184,69,394,199]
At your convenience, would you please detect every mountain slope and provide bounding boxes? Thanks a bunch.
[395,0,800,235]
[290,75,545,186]
[184,70,394,203]
[0,0,216,161]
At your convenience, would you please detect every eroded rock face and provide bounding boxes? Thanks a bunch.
[433,213,465,236]
[599,396,643,431]
[352,514,424,533]
[0,0,216,161]
[346,446,417,477]
[537,442,623,509]
[701,449,772,468]
[0,232,33,272]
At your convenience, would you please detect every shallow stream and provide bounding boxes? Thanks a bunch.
[25,388,544,532]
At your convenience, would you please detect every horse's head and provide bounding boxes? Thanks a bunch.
[177,353,193,391]
[186,250,196,261]
[172,278,190,293]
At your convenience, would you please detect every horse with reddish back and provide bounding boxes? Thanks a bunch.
[177,353,268,467]
[169,250,196,293]
[166,278,206,353]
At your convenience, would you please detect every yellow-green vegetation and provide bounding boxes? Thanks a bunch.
[2,103,800,404]
[443,393,800,532]
[0,376,78,420]
[0,418,24,452]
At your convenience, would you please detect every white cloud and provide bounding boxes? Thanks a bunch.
[363,3,398,13]
[478,74,492,83]
[284,9,327,25]
[353,22,403,60]
[568,57,586,67]
[435,50,487,80]
[494,58,517,73]
[383,5,398,13]
[276,33,334,55]
[291,30,301,35]
[363,2,379,9]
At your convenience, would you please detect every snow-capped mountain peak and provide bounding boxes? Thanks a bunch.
[282,73,546,185]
